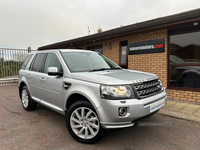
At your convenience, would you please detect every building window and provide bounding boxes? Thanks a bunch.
[119,41,128,68]
[88,45,103,54]
[169,31,200,89]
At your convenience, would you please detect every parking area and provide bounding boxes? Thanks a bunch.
[0,84,200,150]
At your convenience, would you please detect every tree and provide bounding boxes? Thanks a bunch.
[97,27,102,33]
[0,50,4,64]
[12,51,27,62]
[0,57,3,63]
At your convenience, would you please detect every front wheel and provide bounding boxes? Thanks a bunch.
[66,101,105,144]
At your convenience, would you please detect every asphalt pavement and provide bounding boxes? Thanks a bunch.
[0,84,200,150]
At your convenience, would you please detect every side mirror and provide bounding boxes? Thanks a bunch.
[48,67,63,76]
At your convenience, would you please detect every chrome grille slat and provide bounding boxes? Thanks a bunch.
[133,79,163,98]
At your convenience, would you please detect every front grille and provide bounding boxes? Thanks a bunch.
[132,79,163,98]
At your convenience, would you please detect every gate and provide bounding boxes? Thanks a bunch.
[0,48,34,83]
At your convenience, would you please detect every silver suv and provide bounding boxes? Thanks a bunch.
[19,49,167,143]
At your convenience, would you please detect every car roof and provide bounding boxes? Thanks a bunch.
[28,49,97,55]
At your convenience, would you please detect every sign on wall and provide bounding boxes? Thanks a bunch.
[128,38,165,55]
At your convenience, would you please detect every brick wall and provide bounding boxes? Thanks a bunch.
[127,29,168,87]
[166,89,200,102]
[64,29,200,102]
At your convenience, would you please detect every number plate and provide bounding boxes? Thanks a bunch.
[150,98,165,113]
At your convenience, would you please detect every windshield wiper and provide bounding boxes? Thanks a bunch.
[111,68,122,69]
[89,68,122,72]
[89,68,111,72]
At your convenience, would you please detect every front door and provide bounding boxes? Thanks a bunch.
[37,53,64,109]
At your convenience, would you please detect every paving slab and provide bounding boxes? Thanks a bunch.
[158,111,200,123]
[180,104,200,115]
[167,102,188,112]
[162,101,177,109]
[193,108,200,116]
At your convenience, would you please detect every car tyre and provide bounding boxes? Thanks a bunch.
[180,73,200,88]
[21,86,37,111]
[66,101,105,144]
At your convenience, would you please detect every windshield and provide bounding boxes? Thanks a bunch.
[61,51,121,72]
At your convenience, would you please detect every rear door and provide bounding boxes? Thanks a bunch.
[28,53,46,100]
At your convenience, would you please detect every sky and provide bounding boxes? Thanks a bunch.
[0,0,200,50]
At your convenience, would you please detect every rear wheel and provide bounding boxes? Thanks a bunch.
[21,86,37,111]
[66,101,105,144]
[180,73,200,88]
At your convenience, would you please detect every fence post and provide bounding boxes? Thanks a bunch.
[28,47,31,53]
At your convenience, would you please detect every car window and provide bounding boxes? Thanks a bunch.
[29,53,46,72]
[21,54,33,70]
[61,52,120,72]
[44,53,63,74]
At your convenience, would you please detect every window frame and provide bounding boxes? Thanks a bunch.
[119,41,128,68]
[167,28,200,92]
[87,45,103,54]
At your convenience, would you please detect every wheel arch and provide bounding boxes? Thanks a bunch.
[66,93,91,110]
[19,81,27,99]
[19,75,32,99]
[179,70,200,81]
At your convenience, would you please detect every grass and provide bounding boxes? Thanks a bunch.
[0,61,23,78]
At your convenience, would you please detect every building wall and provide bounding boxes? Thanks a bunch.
[127,30,168,87]
[65,29,200,102]
[166,89,200,102]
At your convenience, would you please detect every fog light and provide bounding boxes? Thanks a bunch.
[119,107,127,116]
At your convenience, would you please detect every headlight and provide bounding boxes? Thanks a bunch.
[100,85,135,100]
[158,79,164,90]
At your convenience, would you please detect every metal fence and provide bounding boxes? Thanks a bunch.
[0,48,34,79]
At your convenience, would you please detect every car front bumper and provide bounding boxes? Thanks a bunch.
[96,90,167,129]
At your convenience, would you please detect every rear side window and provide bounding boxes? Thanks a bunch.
[30,53,46,72]
[21,54,33,70]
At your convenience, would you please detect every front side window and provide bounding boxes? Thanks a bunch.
[44,53,63,73]
[61,52,120,72]
[169,31,200,89]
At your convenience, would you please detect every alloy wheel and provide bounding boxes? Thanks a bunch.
[22,89,29,108]
[70,107,100,139]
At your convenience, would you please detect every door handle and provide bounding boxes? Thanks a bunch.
[27,74,31,78]
[40,77,45,82]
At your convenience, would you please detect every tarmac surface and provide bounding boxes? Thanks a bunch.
[0,84,200,150]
